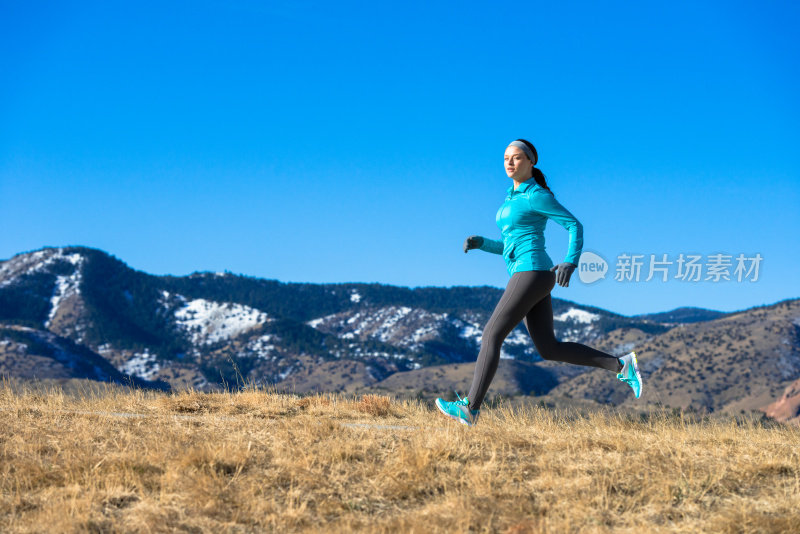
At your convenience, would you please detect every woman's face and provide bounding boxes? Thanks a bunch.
[504,145,533,181]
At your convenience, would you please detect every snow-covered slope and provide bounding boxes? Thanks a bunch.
[555,308,600,324]
[306,305,478,352]
[45,254,85,329]
[0,248,82,288]
[173,296,270,345]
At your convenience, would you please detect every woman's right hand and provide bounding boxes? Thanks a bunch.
[463,235,484,253]
[550,262,577,287]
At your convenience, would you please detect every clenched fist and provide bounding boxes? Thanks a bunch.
[463,235,484,253]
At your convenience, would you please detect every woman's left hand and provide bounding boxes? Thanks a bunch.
[550,262,577,287]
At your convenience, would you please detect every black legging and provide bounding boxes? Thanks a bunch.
[468,269,621,410]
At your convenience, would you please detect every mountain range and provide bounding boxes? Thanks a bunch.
[2,246,798,422]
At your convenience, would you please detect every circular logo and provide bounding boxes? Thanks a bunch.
[577,251,608,284]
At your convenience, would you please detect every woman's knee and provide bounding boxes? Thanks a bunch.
[535,340,560,361]
[480,329,507,351]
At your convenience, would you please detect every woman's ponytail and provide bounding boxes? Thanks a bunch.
[531,167,552,193]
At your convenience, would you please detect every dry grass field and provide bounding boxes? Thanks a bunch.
[1,381,799,533]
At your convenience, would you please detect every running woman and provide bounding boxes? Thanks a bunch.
[436,139,642,426]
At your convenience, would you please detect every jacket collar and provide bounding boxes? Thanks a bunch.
[506,177,539,196]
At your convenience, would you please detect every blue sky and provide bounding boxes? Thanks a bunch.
[1,1,798,316]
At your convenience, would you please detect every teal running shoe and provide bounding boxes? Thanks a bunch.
[435,392,480,426]
[617,351,642,398]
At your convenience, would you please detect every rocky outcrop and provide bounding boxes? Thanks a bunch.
[762,378,800,425]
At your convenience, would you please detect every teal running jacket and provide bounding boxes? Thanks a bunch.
[478,177,583,276]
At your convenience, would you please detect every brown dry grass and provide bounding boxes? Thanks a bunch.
[1,381,799,533]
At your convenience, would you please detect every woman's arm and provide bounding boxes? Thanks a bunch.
[528,190,583,265]
[464,235,504,255]
[478,237,504,255]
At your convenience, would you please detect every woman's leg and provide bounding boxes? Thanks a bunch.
[467,270,553,410]
[524,284,622,372]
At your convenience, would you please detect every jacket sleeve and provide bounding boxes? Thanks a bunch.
[528,190,583,265]
[478,237,504,255]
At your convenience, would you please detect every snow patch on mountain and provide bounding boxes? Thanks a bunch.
[555,308,600,323]
[307,306,454,351]
[410,322,439,344]
[350,290,362,303]
[174,298,270,345]
[1,247,84,289]
[372,306,414,342]
[331,344,397,360]
[307,309,495,357]
[277,365,294,380]
[307,317,325,328]
[499,327,533,359]
[505,327,531,346]
[45,254,85,328]
[456,320,483,342]
[560,326,598,343]
[119,349,160,380]
[239,334,278,360]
